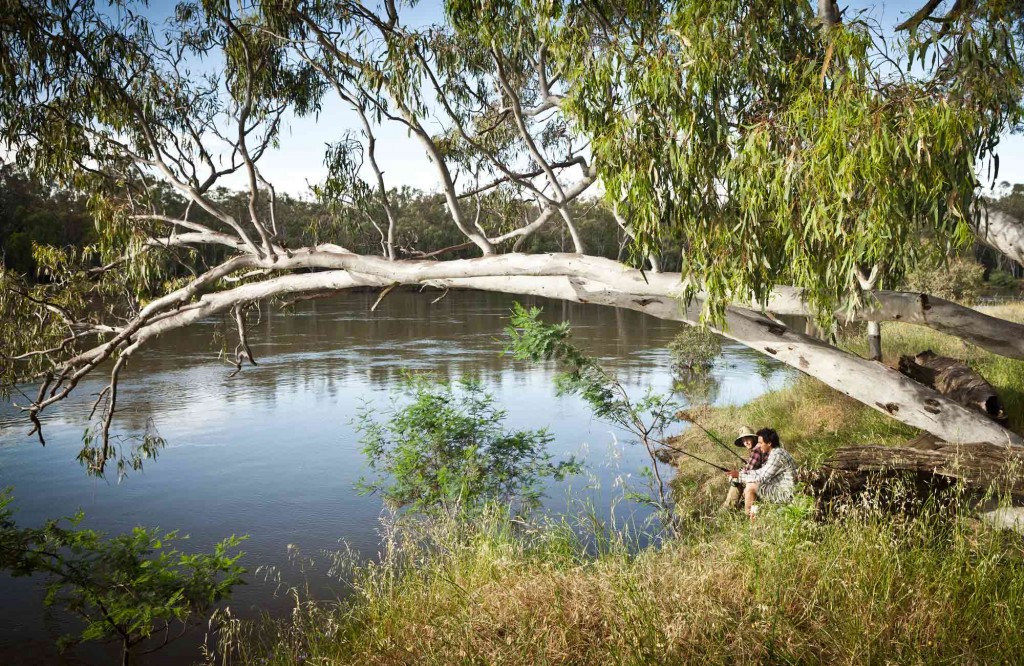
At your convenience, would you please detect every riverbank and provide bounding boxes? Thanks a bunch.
[220,304,1024,665]
[223,499,1024,665]
[669,301,1024,516]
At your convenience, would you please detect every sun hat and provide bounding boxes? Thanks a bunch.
[733,426,758,447]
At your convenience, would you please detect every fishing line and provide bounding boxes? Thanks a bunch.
[676,411,747,463]
[650,435,732,473]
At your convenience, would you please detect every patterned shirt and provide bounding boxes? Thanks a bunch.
[738,447,797,504]
[742,446,768,474]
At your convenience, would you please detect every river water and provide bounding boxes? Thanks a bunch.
[0,291,791,664]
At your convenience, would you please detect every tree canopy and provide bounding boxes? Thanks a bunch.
[3,0,1024,463]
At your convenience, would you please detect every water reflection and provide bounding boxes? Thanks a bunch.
[672,368,722,405]
[0,290,793,665]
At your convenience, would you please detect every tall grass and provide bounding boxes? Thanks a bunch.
[217,496,1024,666]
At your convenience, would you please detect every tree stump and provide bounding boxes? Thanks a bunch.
[897,350,1009,425]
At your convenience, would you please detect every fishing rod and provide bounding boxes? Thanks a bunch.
[675,410,747,464]
[650,434,732,473]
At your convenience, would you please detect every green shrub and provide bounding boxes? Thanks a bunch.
[988,269,1019,289]
[355,374,579,517]
[902,256,985,303]
[667,326,721,370]
[0,490,245,665]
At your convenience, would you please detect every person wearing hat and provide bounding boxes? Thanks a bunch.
[721,426,767,510]
[727,427,798,519]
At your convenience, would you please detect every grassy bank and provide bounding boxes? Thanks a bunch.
[222,505,1024,665]
[220,304,1024,666]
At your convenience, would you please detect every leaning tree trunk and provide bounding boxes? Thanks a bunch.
[62,251,1024,448]
[764,288,1024,360]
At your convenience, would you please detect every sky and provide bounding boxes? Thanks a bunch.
[142,0,1024,198]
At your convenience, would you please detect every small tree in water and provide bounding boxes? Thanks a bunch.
[667,326,721,372]
[355,374,579,517]
[667,326,723,404]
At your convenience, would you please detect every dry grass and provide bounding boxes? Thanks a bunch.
[224,504,1024,666]
[978,301,1024,323]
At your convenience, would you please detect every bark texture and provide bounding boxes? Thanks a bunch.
[765,288,1024,360]
[810,435,1024,500]
[898,351,1009,425]
[866,321,882,361]
[973,206,1024,268]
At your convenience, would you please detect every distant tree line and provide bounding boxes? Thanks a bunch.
[0,166,94,276]
[5,164,1023,287]
[0,166,666,281]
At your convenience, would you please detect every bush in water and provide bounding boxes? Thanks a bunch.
[355,374,579,517]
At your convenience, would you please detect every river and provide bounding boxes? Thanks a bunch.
[0,291,791,664]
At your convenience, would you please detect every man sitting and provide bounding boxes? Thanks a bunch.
[726,427,797,518]
[721,426,766,510]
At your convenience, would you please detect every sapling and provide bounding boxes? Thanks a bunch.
[355,373,580,518]
[506,303,698,529]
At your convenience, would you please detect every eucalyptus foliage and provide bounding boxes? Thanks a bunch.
[2,0,1024,460]
[450,0,1024,320]
[3,0,1023,320]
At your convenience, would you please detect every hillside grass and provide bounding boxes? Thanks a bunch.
[221,304,1024,666]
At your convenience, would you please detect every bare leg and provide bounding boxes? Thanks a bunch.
[744,482,758,518]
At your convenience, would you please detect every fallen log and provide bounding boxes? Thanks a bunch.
[805,436,1024,512]
[897,350,1009,425]
[824,441,1024,492]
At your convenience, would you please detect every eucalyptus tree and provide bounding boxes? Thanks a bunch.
[2,0,1024,475]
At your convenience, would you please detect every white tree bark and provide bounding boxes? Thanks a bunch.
[63,251,1024,448]
[765,288,1024,360]
[972,206,1024,267]
[96,251,1024,360]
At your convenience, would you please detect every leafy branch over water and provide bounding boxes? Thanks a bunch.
[0,490,245,666]
[505,303,687,525]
